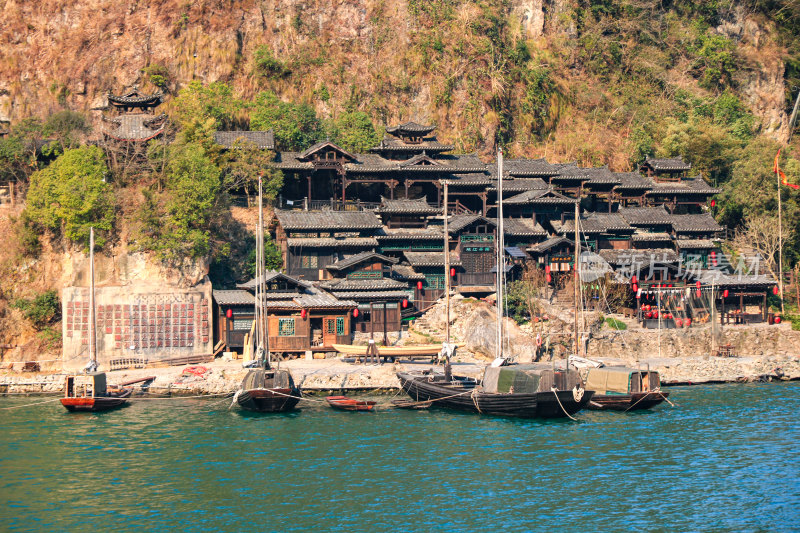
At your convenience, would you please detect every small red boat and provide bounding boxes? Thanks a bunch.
[61,372,131,412]
[326,395,377,411]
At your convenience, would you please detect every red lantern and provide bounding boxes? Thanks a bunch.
[417,281,423,291]
[653,311,659,319]
[301,309,307,319]
[668,284,673,288]
[226,308,233,319]
[632,284,638,292]
[723,289,729,298]
[545,265,551,274]
[773,285,779,295]
[450,267,456,277]
[631,275,637,284]
[646,311,653,319]
[675,318,683,327]
[546,273,552,283]
[696,281,702,289]
[685,318,692,327]
[711,199,716,208]
[696,290,701,298]
[775,316,782,324]
[402,299,408,309]
[352,308,359,318]
[710,251,716,258]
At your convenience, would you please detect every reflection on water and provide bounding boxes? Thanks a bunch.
[2,383,799,532]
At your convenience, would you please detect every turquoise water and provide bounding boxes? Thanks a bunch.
[1,383,799,532]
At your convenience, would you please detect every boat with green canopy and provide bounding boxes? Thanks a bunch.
[584,366,669,411]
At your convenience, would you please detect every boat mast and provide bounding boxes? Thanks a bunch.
[573,201,580,357]
[496,148,505,360]
[444,180,451,347]
[259,175,271,370]
[89,227,97,372]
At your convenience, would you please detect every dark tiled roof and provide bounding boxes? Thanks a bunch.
[371,136,453,153]
[598,248,680,265]
[551,163,592,181]
[276,210,381,231]
[643,157,691,171]
[553,213,633,234]
[502,218,547,236]
[104,113,166,141]
[236,271,311,290]
[294,290,357,309]
[376,227,444,240]
[391,264,426,280]
[630,232,673,242]
[675,239,716,249]
[274,152,312,170]
[404,251,462,267]
[618,206,673,226]
[214,130,275,150]
[333,290,412,300]
[670,213,723,233]
[527,236,571,254]
[614,172,651,190]
[447,173,494,186]
[697,270,775,288]
[504,188,578,205]
[108,89,162,106]
[299,141,356,161]
[447,215,495,234]
[489,178,549,192]
[501,158,561,177]
[325,251,398,271]
[213,290,254,305]
[646,175,720,195]
[286,237,378,248]
[320,278,408,291]
[583,166,620,185]
[386,122,436,135]
[376,196,441,214]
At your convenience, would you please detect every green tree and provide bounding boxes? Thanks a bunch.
[250,91,321,150]
[218,139,283,201]
[43,110,90,153]
[136,143,223,262]
[172,81,243,132]
[24,146,114,248]
[660,118,740,184]
[253,45,290,79]
[325,111,382,152]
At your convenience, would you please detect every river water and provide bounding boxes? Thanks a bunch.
[1,383,798,532]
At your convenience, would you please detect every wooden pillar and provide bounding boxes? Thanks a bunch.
[383,301,388,345]
[341,176,347,205]
[369,302,374,340]
[404,180,410,199]
[307,175,312,205]
[739,294,744,314]
[763,292,767,321]
[481,192,487,215]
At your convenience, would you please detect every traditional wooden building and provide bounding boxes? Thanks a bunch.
[640,157,692,179]
[214,130,275,150]
[213,271,355,355]
[274,210,383,281]
[552,213,634,252]
[103,87,166,142]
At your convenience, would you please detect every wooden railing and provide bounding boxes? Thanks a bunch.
[457,272,496,286]
[269,335,308,351]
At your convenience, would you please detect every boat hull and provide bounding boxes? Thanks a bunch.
[60,389,132,412]
[588,391,670,411]
[397,372,593,419]
[326,396,376,411]
[237,387,301,413]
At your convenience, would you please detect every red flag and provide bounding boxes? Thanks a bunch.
[774,149,800,190]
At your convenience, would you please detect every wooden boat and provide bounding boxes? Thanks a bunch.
[397,365,594,419]
[237,367,301,413]
[332,344,449,356]
[585,367,669,411]
[236,178,301,414]
[326,395,376,411]
[61,372,132,412]
[61,228,132,413]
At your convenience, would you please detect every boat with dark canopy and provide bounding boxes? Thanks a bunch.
[397,151,593,419]
[584,367,669,411]
[236,176,301,413]
[61,228,132,412]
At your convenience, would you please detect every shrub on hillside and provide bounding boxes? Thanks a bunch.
[24,146,114,248]
[12,290,61,329]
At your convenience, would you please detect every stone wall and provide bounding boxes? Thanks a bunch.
[61,280,213,371]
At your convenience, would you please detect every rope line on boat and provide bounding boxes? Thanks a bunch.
[470,388,483,413]
[550,387,578,421]
[656,389,675,407]
[129,393,232,401]
[0,398,63,409]
[624,391,654,412]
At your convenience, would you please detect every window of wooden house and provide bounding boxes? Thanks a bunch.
[325,317,345,335]
[425,274,445,289]
[278,318,296,336]
[301,252,318,269]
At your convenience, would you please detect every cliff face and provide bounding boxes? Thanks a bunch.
[1,0,794,159]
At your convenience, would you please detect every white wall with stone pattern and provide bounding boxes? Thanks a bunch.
[61,280,213,371]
